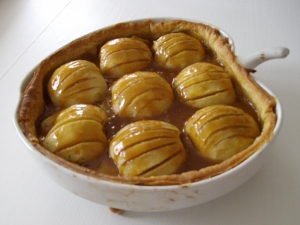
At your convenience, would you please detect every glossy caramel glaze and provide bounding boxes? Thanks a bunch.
[37,37,260,176]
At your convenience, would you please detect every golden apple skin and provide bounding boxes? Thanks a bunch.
[109,120,187,177]
[153,32,205,70]
[173,62,236,108]
[42,104,108,164]
[48,60,108,108]
[100,37,152,78]
[184,105,260,162]
[111,71,174,118]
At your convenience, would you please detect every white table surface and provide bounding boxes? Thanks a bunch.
[1,0,299,224]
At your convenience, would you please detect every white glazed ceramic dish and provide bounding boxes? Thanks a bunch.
[14,18,288,212]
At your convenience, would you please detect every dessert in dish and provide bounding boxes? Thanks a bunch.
[48,60,108,108]
[109,120,187,177]
[111,71,174,118]
[100,37,152,78]
[173,62,236,108]
[17,19,277,186]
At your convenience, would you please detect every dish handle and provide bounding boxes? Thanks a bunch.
[237,47,289,70]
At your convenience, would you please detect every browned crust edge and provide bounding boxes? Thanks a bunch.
[17,19,276,186]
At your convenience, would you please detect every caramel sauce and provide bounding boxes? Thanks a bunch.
[37,45,260,176]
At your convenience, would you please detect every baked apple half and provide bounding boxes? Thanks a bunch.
[109,120,187,177]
